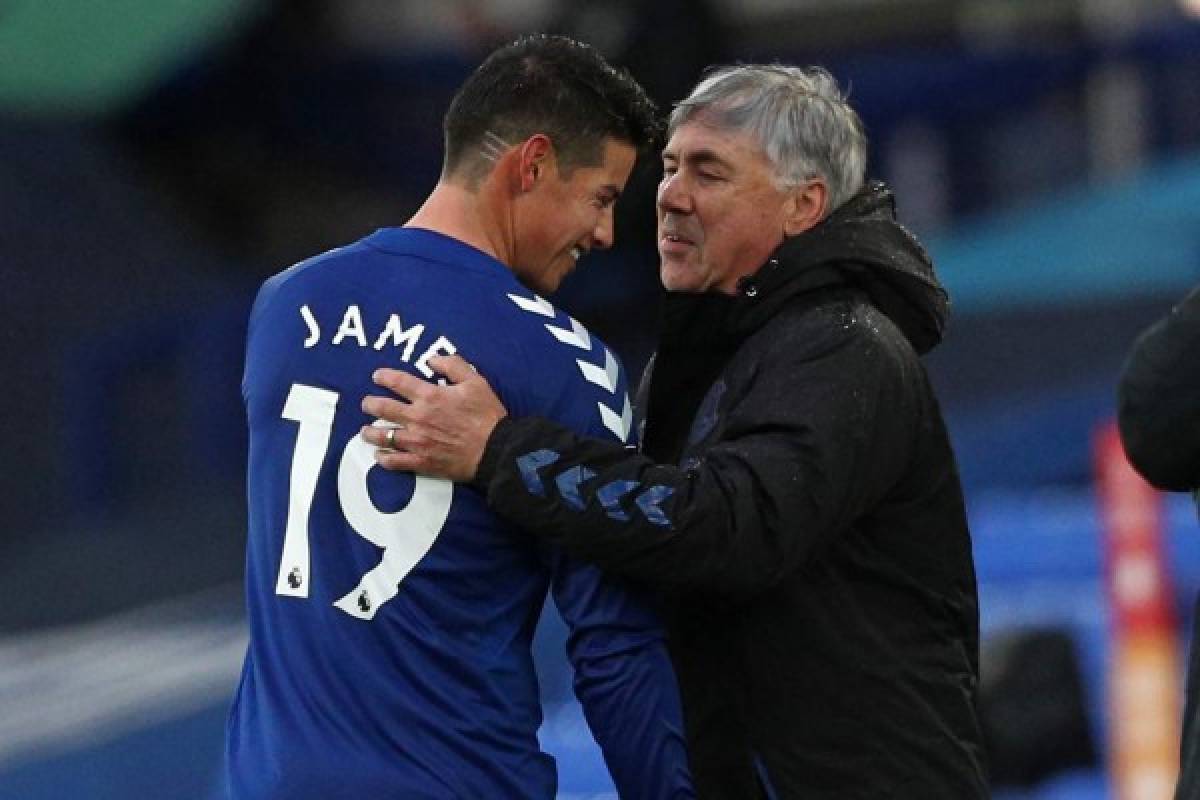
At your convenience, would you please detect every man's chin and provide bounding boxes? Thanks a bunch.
[542,270,573,296]
[659,261,705,294]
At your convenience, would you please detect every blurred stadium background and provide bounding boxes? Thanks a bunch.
[4,0,1200,797]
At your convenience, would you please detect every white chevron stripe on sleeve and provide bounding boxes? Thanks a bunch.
[545,316,591,350]
[597,394,633,442]
[506,290,622,439]
[507,293,556,317]
[576,348,619,393]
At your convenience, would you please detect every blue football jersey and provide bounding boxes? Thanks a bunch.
[225,228,692,799]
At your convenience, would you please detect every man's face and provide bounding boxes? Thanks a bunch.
[657,120,796,295]
[513,137,636,295]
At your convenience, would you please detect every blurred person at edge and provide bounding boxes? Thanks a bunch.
[1118,285,1200,800]
[362,64,988,798]
[225,35,693,799]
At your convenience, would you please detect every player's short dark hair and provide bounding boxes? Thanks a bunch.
[443,34,661,184]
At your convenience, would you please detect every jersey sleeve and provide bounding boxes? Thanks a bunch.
[544,549,694,798]
[500,294,693,797]
[550,362,695,798]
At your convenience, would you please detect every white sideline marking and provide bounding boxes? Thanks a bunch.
[0,587,246,767]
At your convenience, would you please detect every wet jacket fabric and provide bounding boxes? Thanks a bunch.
[474,182,989,798]
[1117,285,1200,800]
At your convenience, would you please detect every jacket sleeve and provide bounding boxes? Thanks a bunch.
[475,323,912,594]
[1118,286,1200,491]
[544,548,694,798]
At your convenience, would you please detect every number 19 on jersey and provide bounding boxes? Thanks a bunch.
[274,383,453,620]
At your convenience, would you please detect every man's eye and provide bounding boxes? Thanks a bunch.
[661,165,677,177]
[698,171,722,182]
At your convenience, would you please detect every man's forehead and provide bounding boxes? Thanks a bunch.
[592,137,637,181]
[663,120,762,162]
[600,136,637,161]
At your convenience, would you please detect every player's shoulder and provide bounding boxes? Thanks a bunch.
[499,289,634,444]
[497,290,617,376]
[253,238,376,312]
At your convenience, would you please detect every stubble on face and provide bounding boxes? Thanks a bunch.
[657,205,708,292]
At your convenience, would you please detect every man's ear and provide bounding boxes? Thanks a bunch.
[516,134,554,192]
[783,179,828,236]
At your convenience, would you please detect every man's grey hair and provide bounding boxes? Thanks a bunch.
[668,65,867,213]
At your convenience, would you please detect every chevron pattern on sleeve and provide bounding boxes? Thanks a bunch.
[512,447,676,528]
[507,292,632,442]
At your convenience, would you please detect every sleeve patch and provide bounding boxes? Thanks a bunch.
[635,486,675,527]
[556,465,598,511]
[516,449,561,496]
[597,480,640,522]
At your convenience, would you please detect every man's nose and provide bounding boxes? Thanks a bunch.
[592,207,615,250]
[657,173,691,214]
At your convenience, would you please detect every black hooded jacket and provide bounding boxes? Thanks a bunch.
[1117,285,1200,800]
[474,182,988,798]
[1118,284,1200,491]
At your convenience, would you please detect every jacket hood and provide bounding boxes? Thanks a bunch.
[736,180,949,354]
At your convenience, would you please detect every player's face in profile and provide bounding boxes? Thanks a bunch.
[656,120,795,295]
[514,137,636,295]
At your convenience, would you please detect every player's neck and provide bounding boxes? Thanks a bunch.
[405,182,513,267]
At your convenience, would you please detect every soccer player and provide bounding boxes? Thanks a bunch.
[224,35,692,799]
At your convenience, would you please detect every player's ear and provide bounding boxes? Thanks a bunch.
[783,178,827,236]
[516,134,553,192]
